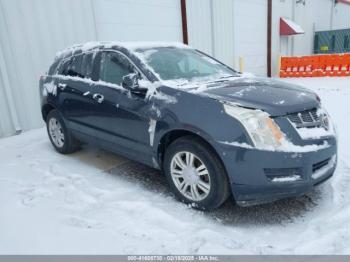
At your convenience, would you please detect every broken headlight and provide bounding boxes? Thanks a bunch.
[223,104,284,150]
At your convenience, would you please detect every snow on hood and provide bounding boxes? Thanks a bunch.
[190,77,319,116]
[150,75,319,116]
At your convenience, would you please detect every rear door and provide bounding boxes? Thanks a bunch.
[57,53,97,133]
[89,51,153,164]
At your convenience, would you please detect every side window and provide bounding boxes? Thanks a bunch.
[58,53,94,78]
[48,60,60,75]
[67,55,84,78]
[99,52,136,85]
[58,59,71,76]
[81,53,94,79]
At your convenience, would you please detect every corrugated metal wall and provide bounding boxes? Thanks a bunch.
[186,0,213,56]
[0,0,182,138]
[186,0,235,68]
[93,0,182,42]
[186,0,266,75]
[233,0,267,75]
[0,0,96,137]
[212,0,235,68]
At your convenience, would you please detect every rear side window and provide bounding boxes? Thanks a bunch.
[66,55,84,77]
[99,52,136,85]
[81,53,94,78]
[48,60,60,75]
[58,53,94,78]
[58,59,71,76]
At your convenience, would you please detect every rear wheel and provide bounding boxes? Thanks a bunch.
[46,110,80,154]
[163,136,230,210]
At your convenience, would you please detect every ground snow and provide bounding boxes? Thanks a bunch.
[1,77,350,254]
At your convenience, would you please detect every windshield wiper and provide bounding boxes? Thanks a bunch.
[176,74,239,87]
[218,74,239,80]
[205,75,239,84]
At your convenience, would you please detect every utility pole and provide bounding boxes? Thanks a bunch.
[330,0,335,30]
[291,0,296,56]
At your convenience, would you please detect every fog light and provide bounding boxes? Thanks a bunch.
[264,168,302,183]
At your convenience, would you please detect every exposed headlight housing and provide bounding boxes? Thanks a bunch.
[223,104,284,150]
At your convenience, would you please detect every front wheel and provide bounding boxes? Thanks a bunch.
[163,136,230,210]
[46,110,80,154]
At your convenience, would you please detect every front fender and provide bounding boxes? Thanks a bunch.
[150,88,251,169]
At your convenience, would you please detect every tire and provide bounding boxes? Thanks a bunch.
[46,109,80,154]
[163,136,230,210]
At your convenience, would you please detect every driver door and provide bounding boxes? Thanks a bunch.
[89,51,153,164]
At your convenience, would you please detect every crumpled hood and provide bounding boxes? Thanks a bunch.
[200,77,320,116]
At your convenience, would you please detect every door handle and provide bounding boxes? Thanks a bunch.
[92,93,104,103]
[57,83,67,90]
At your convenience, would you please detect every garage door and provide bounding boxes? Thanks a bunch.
[93,0,183,42]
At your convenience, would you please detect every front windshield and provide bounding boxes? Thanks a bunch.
[135,47,238,82]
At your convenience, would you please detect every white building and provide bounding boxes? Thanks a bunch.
[0,0,349,138]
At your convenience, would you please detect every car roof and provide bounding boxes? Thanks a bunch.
[54,41,191,61]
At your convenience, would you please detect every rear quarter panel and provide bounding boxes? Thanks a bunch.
[39,75,59,120]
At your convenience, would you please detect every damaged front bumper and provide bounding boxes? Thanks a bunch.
[216,137,337,207]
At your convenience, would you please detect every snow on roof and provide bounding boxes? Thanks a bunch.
[55,41,191,60]
[120,41,191,50]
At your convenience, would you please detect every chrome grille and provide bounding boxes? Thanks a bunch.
[287,108,322,128]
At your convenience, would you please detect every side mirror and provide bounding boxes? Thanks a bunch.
[122,73,140,90]
[122,73,147,96]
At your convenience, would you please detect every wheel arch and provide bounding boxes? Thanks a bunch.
[41,103,56,121]
[156,129,227,175]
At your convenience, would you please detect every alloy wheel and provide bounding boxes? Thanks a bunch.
[49,118,65,148]
[170,151,211,201]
